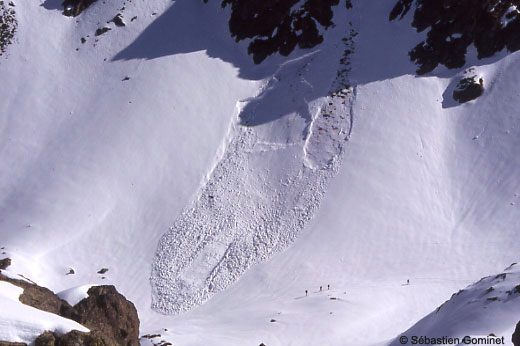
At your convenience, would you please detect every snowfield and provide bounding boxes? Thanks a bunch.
[1,0,520,345]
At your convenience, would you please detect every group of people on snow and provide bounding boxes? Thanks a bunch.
[305,284,331,296]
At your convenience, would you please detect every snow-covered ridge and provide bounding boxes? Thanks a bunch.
[391,264,520,345]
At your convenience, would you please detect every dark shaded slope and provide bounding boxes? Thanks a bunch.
[390,0,520,74]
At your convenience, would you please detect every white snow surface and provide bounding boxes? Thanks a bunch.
[0,281,23,301]
[57,284,98,306]
[1,0,520,345]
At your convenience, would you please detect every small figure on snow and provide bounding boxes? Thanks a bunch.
[305,290,308,296]
[407,279,410,285]
[327,284,330,290]
[320,286,323,292]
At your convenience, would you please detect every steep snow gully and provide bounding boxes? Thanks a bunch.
[151,26,356,313]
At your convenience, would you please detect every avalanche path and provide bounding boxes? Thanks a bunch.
[151,25,357,314]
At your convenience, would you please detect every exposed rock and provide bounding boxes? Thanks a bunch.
[34,332,56,346]
[95,27,111,37]
[0,257,11,269]
[0,273,75,318]
[73,286,139,346]
[513,321,520,346]
[141,334,161,339]
[453,76,484,104]
[62,0,98,17]
[0,342,26,346]
[390,0,520,74]
[55,330,107,346]
[0,1,17,56]
[205,0,352,63]
[507,285,520,295]
[33,330,108,346]
[0,273,139,346]
[97,268,108,274]
[111,14,125,27]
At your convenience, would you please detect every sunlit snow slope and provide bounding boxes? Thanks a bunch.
[1,0,520,345]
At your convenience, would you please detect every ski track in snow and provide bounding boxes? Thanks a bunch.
[151,32,356,314]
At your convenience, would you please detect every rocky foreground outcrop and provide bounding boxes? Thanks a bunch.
[0,273,139,346]
[73,286,140,346]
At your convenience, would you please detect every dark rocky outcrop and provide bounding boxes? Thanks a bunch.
[453,76,484,103]
[111,14,126,27]
[55,330,107,346]
[95,27,111,37]
[62,0,98,17]
[0,342,26,346]
[73,286,140,346]
[33,330,107,346]
[0,257,11,269]
[0,273,75,318]
[205,0,352,63]
[0,1,17,56]
[0,273,139,346]
[34,332,56,346]
[390,0,520,74]
[513,321,520,346]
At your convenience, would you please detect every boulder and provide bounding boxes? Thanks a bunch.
[453,77,484,104]
[0,257,11,270]
[72,286,139,346]
[34,332,56,346]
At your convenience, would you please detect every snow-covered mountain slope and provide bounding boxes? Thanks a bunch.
[1,0,259,309]
[1,0,520,345]
[391,264,520,346]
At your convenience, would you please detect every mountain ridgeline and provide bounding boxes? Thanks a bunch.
[35,0,520,73]
[390,0,520,74]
